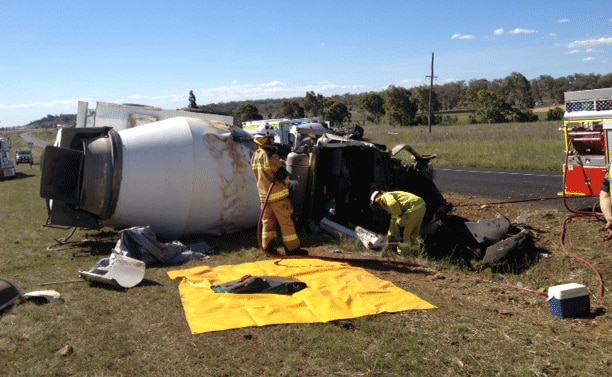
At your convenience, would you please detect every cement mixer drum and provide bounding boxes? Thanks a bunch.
[40,117,260,239]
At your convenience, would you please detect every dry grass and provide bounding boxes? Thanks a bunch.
[363,121,563,172]
[1,126,611,377]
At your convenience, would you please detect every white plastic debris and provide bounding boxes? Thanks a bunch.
[465,213,511,244]
[79,254,145,288]
[23,290,61,304]
[355,226,385,251]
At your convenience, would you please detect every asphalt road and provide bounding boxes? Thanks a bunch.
[433,167,599,211]
[19,132,49,149]
[433,168,562,200]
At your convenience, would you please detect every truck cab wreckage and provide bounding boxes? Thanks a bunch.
[39,101,528,267]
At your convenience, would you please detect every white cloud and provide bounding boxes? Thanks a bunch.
[493,28,504,36]
[568,49,580,54]
[583,57,596,62]
[508,28,538,35]
[183,81,367,104]
[557,18,570,24]
[451,33,475,40]
[568,37,612,49]
[549,33,557,38]
[399,78,429,88]
[0,80,370,126]
[0,98,83,110]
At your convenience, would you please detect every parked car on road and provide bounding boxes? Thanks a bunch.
[15,150,33,165]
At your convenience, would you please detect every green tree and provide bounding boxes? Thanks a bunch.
[234,103,262,126]
[475,89,508,123]
[188,90,198,109]
[436,81,465,110]
[511,109,539,122]
[279,100,305,119]
[570,73,600,91]
[502,72,534,110]
[303,91,325,117]
[546,107,564,121]
[356,92,385,124]
[466,78,491,102]
[596,73,612,88]
[383,85,417,127]
[324,100,350,127]
[411,86,440,114]
[531,75,555,104]
[553,76,572,103]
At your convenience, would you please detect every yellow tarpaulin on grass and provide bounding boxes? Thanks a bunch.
[167,258,436,334]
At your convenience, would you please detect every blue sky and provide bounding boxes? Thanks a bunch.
[1,0,611,128]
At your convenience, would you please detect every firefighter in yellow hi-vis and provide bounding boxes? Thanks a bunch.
[251,124,307,256]
[370,190,426,255]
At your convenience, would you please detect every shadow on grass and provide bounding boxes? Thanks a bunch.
[83,278,162,292]
[52,213,548,279]
[0,171,36,181]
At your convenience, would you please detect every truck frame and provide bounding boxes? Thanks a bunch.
[39,100,527,264]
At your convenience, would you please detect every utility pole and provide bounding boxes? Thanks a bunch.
[426,52,436,134]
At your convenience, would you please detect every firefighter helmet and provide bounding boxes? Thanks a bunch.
[370,190,381,206]
[254,123,275,138]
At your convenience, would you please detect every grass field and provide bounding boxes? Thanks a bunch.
[1,123,611,377]
[363,120,563,172]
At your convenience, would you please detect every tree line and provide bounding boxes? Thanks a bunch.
[190,72,612,127]
[22,72,612,130]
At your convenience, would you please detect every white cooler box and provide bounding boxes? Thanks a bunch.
[547,283,590,319]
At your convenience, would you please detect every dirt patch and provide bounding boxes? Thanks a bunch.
[284,191,612,375]
[303,191,611,319]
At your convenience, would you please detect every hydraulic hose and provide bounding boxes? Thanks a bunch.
[456,194,606,298]
[256,174,605,298]
[560,214,605,297]
[557,141,606,296]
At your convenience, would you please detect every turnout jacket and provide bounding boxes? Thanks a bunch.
[251,145,291,203]
[378,191,425,219]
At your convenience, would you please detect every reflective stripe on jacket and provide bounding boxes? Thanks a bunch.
[251,146,290,202]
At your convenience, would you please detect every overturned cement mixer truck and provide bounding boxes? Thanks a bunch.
[39,102,525,263]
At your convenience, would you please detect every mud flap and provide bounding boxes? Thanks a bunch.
[465,213,528,264]
[464,213,511,244]
[481,230,527,264]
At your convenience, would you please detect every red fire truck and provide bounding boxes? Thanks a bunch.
[562,88,612,197]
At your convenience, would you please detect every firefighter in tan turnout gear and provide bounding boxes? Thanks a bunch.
[251,124,307,256]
